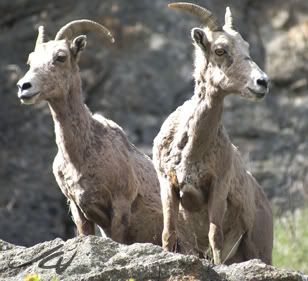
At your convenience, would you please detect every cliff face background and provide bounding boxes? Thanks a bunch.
[0,0,307,247]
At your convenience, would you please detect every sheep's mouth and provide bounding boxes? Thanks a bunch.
[246,87,266,99]
[19,91,40,104]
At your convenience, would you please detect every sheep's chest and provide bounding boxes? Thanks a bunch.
[177,205,210,254]
[52,155,90,200]
[170,159,212,213]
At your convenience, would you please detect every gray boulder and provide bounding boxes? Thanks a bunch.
[0,236,307,281]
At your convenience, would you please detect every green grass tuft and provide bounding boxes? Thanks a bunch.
[273,207,308,274]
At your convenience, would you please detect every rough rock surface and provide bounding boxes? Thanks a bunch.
[0,236,307,281]
[0,0,307,246]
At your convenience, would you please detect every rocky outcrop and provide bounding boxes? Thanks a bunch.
[0,236,307,281]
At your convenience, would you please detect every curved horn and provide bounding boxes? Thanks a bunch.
[224,7,234,30]
[55,19,115,43]
[34,26,47,50]
[168,2,221,31]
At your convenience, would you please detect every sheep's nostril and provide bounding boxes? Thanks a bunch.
[256,78,268,89]
[21,82,32,90]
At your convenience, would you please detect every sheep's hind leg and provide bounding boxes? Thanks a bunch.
[110,200,131,244]
[70,200,95,235]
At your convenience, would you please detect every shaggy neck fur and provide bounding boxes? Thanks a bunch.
[184,50,225,160]
[48,74,92,168]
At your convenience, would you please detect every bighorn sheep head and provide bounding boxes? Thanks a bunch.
[169,2,269,100]
[17,20,114,105]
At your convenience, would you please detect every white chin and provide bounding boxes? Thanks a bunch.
[20,99,34,105]
[240,93,258,101]
[20,94,40,105]
[241,89,266,101]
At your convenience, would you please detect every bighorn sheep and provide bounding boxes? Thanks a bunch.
[153,3,273,264]
[17,20,163,245]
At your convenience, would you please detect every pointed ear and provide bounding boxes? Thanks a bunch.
[191,28,209,51]
[70,35,87,59]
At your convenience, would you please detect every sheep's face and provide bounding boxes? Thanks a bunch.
[192,27,269,100]
[17,36,86,105]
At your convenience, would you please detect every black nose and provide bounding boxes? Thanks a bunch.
[18,82,32,90]
[256,78,268,89]
[21,82,32,90]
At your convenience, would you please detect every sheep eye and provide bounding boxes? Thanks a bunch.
[215,48,226,56]
[56,54,67,62]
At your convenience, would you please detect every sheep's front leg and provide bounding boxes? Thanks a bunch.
[70,200,95,235]
[160,176,180,252]
[208,185,227,264]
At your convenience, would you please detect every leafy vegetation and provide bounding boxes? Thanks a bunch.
[24,274,40,281]
[273,207,308,274]
[23,274,58,281]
